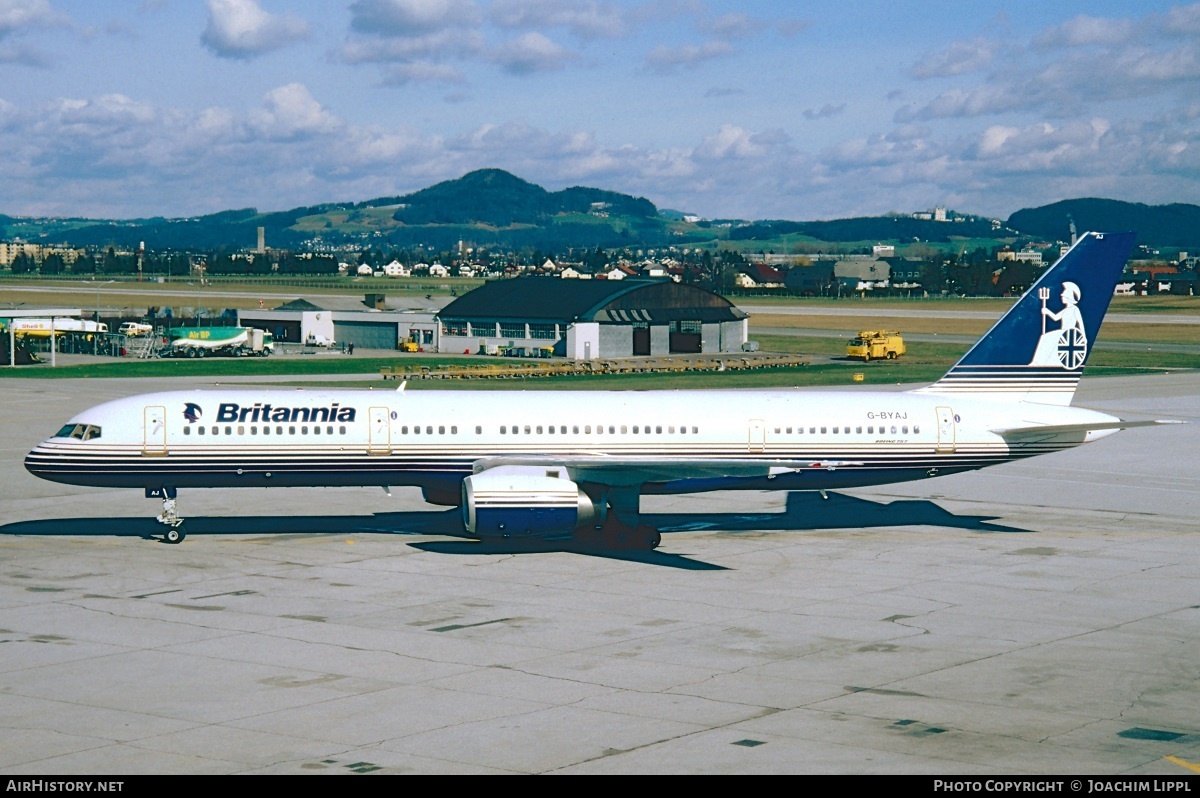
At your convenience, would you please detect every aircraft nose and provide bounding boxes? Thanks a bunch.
[24,442,50,477]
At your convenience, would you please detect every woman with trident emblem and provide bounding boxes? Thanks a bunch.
[1029,281,1087,368]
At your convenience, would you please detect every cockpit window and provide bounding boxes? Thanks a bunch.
[55,424,101,440]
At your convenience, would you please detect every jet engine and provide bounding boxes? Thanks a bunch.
[461,467,597,539]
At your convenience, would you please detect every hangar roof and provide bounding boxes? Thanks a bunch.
[439,278,747,324]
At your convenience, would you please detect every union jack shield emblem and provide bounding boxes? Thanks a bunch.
[1057,327,1088,369]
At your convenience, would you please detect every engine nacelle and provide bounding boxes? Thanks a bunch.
[462,467,597,539]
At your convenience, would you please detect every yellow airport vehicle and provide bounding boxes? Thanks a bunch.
[846,330,905,361]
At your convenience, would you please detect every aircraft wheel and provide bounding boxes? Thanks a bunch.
[637,525,661,550]
[165,525,186,544]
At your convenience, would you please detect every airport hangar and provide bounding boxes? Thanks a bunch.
[436,277,749,359]
[237,296,440,351]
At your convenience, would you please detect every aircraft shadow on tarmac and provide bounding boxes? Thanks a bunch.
[0,492,1026,570]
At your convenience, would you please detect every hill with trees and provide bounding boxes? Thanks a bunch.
[1005,199,1200,247]
[2,169,1200,254]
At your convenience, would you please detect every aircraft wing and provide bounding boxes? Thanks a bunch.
[472,455,864,486]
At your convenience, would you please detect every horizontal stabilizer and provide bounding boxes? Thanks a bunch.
[991,419,1183,437]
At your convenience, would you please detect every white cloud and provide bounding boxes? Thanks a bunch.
[200,0,308,59]
[1033,14,1134,47]
[644,39,732,73]
[490,31,573,74]
[699,12,764,39]
[0,0,61,36]
[489,0,624,39]
[338,28,484,64]
[381,61,466,85]
[802,103,845,121]
[911,38,997,79]
[348,0,480,35]
[250,83,340,139]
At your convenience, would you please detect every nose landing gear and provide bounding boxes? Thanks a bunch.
[148,486,186,544]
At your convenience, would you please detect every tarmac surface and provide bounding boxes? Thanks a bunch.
[1,372,1198,775]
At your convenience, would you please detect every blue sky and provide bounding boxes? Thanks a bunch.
[2,0,1199,222]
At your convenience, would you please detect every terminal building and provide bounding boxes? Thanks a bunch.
[437,278,748,359]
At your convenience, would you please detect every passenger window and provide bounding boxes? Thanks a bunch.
[426,426,433,434]
[832,427,838,434]
[559,426,566,434]
[314,426,321,435]
[786,427,792,434]
[891,426,897,434]
[327,426,333,435]
[585,425,591,433]
[621,425,627,434]
[608,426,615,434]
[184,426,191,436]
[277,426,284,435]
[573,426,579,434]
[536,426,543,434]
[476,426,482,434]
[250,426,257,435]
[414,426,421,434]
[902,426,909,434]
[264,426,271,436]
[868,426,874,434]
[856,426,862,434]
[199,427,206,435]
[633,425,639,433]
[402,426,408,434]
[225,426,232,436]
[548,426,555,435]
[914,425,920,434]
[820,426,827,434]
[289,426,296,435]
[692,426,698,434]
[301,426,308,435]
[238,426,245,435]
[524,425,531,434]
[656,426,662,434]
[339,426,346,434]
[451,426,457,434]
[844,427,850,434]
[439,426,445,434]
[500,426,506,434]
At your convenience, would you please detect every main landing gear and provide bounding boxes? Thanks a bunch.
[594,519,661,550]
[148,486,186,544]
[587,486,661,550]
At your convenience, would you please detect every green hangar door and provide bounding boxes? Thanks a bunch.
[332,321,399,350]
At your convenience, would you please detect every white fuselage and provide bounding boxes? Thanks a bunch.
[25,387,1120,495]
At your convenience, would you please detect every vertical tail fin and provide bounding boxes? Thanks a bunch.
[919,231,1136,406]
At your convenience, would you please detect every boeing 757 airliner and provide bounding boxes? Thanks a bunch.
[26,232,1163,547]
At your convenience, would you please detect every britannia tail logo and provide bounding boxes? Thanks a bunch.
[183,402,202,423]
[1029,281,1088,370]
